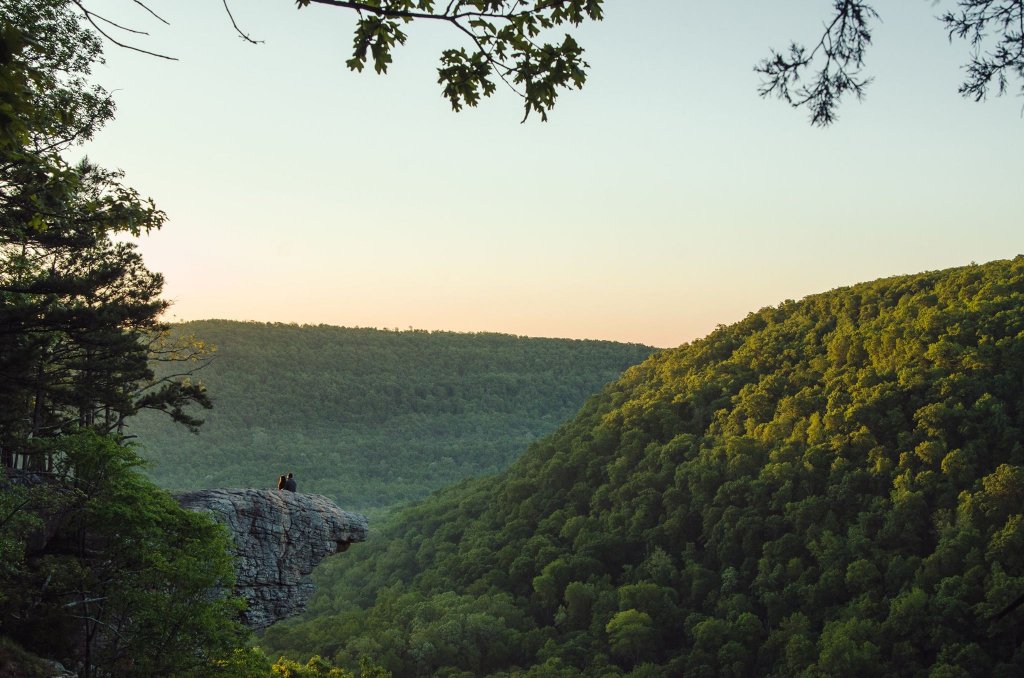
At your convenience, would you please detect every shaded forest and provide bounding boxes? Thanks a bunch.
[262,257,1024,677]
[130,321,655,513]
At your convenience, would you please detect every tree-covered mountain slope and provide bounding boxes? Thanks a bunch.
[130,321,655,513]
[263,257,1024,677]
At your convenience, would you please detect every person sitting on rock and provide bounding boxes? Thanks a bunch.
[277,474,286,491]
[284,472,297,492]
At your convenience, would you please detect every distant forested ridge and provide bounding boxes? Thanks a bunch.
[129,322,655,512]
[263,257,1024,677]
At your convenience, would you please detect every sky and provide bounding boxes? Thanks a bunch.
[81,0,1024,348]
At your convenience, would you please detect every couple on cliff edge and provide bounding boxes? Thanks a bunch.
[277,472,297,492]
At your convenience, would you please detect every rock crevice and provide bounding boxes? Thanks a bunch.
[175,489,367,629]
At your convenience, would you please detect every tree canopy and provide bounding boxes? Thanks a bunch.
[264,257,1024,676]
[0,0,211,471]
[79,0,1024,123]
[1,433,249,676]
[0,3,254,674]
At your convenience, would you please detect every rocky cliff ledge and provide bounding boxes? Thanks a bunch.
[175,489,368,630]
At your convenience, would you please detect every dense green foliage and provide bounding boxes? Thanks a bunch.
[209,646,392,677]
[0,433,250,676]
[291,0,602,122]
[264,258,1024,676]
[130,321,654,513]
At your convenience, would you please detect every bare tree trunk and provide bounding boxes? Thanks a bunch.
[29,360,46,472]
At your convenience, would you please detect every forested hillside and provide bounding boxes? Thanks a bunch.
[130,322,655,513]
[263,257,1024,677]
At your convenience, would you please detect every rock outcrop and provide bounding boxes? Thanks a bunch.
[175,489,368,630]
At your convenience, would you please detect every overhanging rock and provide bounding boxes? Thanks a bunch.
[176,488,368,630]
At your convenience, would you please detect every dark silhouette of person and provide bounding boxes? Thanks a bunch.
[284,472,297,492]
[277,475,286,491]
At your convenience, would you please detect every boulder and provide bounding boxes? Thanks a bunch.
[175,489,368,629]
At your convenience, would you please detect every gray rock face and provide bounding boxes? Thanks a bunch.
[175,489,368,630]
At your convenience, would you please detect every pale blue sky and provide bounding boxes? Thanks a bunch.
[83,1,1023,347]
